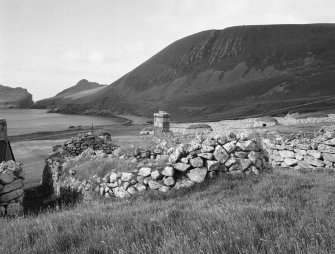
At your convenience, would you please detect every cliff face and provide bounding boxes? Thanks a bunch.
[0,84,34,108]
[37,24,335,120]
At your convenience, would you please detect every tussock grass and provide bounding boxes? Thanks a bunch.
[2,169,335,253]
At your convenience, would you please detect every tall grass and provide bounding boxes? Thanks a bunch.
[1,169,335,253]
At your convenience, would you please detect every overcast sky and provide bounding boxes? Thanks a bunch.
[1,0,335,101]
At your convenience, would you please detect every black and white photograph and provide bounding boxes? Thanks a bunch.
[1,0,335,253]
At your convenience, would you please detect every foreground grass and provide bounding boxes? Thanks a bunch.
[2,169,335,254]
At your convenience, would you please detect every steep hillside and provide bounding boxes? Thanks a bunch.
[0,84,33,108]
[38,24,335,120]
[34,79,106,111]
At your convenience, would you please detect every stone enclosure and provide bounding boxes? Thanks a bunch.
[42,131,271,200]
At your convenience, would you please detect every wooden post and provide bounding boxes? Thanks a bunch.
[0,119,15,162]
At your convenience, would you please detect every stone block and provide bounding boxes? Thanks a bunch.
[187,167,207,183]
[0,170,14,185]
[0,189,23,203]
[278,150,295,158]
[0,179,23,194]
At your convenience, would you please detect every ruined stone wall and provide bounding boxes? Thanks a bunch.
[0,161,24,216]
[42,132,118,194]
[263,129,335,169]
[43,132,271,200]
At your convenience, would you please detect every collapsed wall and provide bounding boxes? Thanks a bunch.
[263,128,335,169]
[43,131,271,200]
[0,161,24,216]
[42,132,118,195]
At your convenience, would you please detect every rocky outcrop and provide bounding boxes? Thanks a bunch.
[0,84,33,108]
[0,161,24,216]
[42,131,271,200]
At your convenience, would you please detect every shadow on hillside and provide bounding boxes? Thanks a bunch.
[23,186,82,216]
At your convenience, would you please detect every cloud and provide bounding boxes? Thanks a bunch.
[61,50,105,63]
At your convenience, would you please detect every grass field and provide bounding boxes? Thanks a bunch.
[2,168,335,253]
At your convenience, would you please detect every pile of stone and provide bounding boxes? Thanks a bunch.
[0,161,24,216]
[53,132,270,199]
[53,132,117,156]
[263,129,335,169]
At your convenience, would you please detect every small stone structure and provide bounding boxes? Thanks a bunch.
[154,111,170,134]
[0,119,24,216]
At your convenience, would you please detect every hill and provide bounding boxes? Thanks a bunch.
[33,79,106,112]
[0,84,33,108]
[36,24,335,120]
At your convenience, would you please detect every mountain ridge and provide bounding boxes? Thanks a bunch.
[35,24,335,120]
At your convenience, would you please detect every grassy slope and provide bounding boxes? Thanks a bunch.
[2,169,335,253]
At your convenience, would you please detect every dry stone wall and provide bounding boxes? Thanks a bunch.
[263,128,335,169]
[0,161,24,216]
[43,132,271,200]
[42,132,118,194]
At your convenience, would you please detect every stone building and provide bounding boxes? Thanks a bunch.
[154,111,170,134]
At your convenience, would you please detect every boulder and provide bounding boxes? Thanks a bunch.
[151,170,162,180]
[127,186,137,195]
[237,140,258,151]
[306,150,322,159]
[225,157,237,167]
[0,189,23,203]
[284,158,298,166]
[296,143,311,150]
[109,172,118,182]
[138,167,152,177]
[164,176,176,186]
[223,142,236,153]
[121,172,134,182]
[148,180,162,190]
[235,151,248,158]
[0,170,14,185]
[197,153,213,160]
[162,166,175,176]
[237,158,252,171]
[159,186,170,192]
[187,167,207,183]
[304,155,325,167]
[318,144,335,154]
[278,150,295,158]
[190,157,204,168]
[205,160,220,171]
[174,179,194,190]
[322,153,335,163]
[0,179,23,194]
[324,138,335,146]
[201,145,215,153]
[213,146,229,163]
[113,187,130,198]
[173,163,191,172]
[294,149,307,155]
[297,161,312,169]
